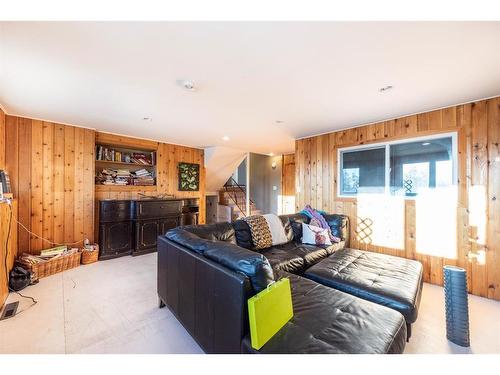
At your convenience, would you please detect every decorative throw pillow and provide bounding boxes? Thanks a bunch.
[301,223,332,246]
[242,215,273,250]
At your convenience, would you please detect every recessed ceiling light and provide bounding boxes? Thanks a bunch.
[379,85,393,93]
[177,80,197,91]
[222,136,230,141]
[142,117,152,121]
[422,142,431,146]
[275,120,284,124]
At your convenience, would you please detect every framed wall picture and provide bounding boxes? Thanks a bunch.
[178,162,200,191]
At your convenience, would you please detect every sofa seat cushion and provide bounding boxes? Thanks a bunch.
[241,271,407,354]
[304,248,423,323]
[259,244,305,273]
[260,240,348,273]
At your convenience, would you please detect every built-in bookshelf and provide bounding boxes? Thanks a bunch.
[95,143,157,187]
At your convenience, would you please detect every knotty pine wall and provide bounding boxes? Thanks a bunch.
[5,115,95,254]
[281,154,296,198]
[295,97,500,300]
[3,117,206,255]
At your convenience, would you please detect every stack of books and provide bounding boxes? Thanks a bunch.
[130,153,153,165]
[132,169,155,186]
[114,169,131,185]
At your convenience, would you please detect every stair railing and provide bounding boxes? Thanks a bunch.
[223,177,255,217]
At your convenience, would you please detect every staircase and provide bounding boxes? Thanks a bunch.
[219,179,261,221]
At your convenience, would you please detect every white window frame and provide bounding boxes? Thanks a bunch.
[337,131,458,199]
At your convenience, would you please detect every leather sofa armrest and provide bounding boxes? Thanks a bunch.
[204,242,275,293]
[165,227,212,254]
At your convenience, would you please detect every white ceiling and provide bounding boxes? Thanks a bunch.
[1,22,500,154]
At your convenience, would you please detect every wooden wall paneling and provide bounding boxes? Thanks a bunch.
[303,138,311,209]
[196,149,206,224]
[4,116,19,200]
[42,122,54,247]
[310,136,318,209]
[18,117,32,253]
[281,154,296,197]
[321,136,330,212]
[457,104,473,292]
[83,129,95,241]
[53,124,66,245]
[384,120,396,139]
[328,133,336,212]
[470,100,489,297]
[156,142,167,193]
[30,120,44,251]
[366,122,384,142]
[95,132,158,151]
[442,106,457,129]
[64,126,75,245]
[487,98,500,299]
[167,144,176,195]
[357,126,367,145]
[73,127,85,243]
[295,140,304,210]
[428,110,443,131]
[417,112,430,132]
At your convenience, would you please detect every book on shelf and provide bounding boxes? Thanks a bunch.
[95,146,155,165]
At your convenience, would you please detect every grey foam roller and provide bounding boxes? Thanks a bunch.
[443,265,470,347]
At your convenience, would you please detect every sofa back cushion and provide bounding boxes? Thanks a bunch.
[181,222,237,244]
[232,219,255,249]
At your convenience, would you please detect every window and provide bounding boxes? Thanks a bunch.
[339,147,385,196]
[338,133,457,198]
[390,136,453,196]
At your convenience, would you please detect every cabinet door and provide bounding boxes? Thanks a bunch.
[159,216,180,236]
[99,221,133,258]
[136,220,160,251]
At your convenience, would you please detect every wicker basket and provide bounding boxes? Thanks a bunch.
[81,245,99,265]
[18,250,81,279]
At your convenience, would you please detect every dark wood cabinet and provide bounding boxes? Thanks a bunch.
[98,198,185,260]
[135,220,159,253]
[99,221,133,259]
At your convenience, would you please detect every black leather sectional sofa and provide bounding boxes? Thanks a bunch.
[157,213,423,354]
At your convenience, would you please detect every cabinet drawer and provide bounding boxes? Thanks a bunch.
[99,200,133,222]
[134,200,183,219]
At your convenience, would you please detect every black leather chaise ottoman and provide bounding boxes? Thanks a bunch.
[304,248,423,338]
[241,271,407,354]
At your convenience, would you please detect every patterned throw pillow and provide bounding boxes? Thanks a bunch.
[302,223,332,246]
[242,215,273,250]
